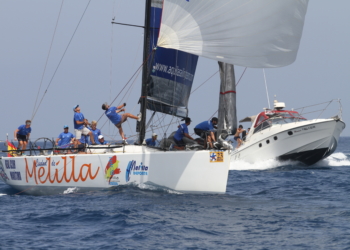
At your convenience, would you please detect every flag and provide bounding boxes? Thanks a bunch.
[6,140,17,157]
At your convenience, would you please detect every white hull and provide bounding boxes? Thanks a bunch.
[0,145,230,195]
[231,118,345,166]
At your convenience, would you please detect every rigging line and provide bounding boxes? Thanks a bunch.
[32,0,92,120]
[31,0,65,120]
[191,70,218,94]
[263,69,271,109]
[235,67,247,86]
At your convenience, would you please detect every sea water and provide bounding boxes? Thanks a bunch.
[0,138,349,249]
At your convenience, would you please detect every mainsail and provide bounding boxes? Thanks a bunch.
[157,0,309,68]
[146,0,198,118]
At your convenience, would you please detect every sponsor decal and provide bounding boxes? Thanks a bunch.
[35,159,48,167]
[125,160,149,182]
[105,155,120,185]
[152,64,194,81]
[10,171,22,181]
[25,156,100,184]
[0,161,10,182]
[5,160,16,169]
[210,152,224,163]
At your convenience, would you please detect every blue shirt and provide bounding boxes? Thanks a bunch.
[98,140,109,145]
[195,121,214,131]
[80,135,89,144]
[146,138,156,146]
[74,112,85,130]
[89,128,101,144]
[174,123,189,141]
[105,106,121,125]
[17,125,31,136]
[57,132,75,147]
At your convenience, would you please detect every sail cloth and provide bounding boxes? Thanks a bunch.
[146,0,198,118]
[157,0,309,68]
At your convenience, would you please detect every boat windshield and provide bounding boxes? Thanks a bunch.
[253,111,306,134]
[269,112,306,125]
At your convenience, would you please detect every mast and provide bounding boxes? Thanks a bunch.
[137,0,152,144]
[217,62,237,137]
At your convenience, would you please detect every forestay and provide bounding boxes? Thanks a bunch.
[157,0,309,68]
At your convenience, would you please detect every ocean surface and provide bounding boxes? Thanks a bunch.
[0,137,350,249]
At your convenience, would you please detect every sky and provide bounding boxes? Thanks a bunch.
[0,0,349,144]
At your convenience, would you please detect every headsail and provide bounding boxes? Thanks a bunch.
[157,0,309,68]
[146,0,198,118]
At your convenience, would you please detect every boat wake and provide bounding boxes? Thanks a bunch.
[230,158,299,171]
[131,182,183,195]
[230,152,350,170]
[314,152,350,167]
[63,187,78,194]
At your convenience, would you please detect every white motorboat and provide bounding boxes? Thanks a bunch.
[231,100,346,166]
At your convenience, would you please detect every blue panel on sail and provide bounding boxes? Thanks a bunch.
[146,4,198,118]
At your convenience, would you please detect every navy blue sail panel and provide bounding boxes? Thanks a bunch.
[146,1,198,118]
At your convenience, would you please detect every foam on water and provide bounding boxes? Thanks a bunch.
[0,193,7,196]
[135,182,183,194]
[230,152,350,170]
[315,152,350,167]
[230,158,299,170]
[63,187,78,194]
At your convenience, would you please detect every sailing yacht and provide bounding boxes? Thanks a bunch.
[231,100,345,166]
[0,0,312,195]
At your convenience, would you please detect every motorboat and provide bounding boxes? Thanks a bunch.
[231,100,345,166]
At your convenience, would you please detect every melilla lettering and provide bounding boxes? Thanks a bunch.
[25,156,100,184]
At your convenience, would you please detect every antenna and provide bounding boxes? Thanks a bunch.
[263,69,271,109]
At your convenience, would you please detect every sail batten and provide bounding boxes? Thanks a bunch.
[158,0,309,68]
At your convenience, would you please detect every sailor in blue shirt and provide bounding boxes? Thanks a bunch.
[56,125,75,147]
[89,120,102,144]
[73,105,97,147]
[102,102,141,142]
[14,119,32,153]
[145,133,158,147]
[97,135,109,145]
[194,117,218,149]
[173,117,195,150]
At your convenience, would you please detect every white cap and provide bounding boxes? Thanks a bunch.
[98,135,104,139]
[152,133,157,137]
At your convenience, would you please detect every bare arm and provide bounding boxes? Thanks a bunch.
[14,129,19,141]
[184,133,194,141]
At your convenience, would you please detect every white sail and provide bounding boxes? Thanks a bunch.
[157,0,309,68]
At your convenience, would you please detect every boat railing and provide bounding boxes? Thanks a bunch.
[294,99,343,121]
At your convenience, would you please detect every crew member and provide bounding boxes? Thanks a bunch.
[146,133,158,146]
[234,125,245,148]
[14,120,32,154]
[173,117,195,150]
[55,125,75,154]
[194,117,218,149]
[73,105,97,147]
[102,102,141,142]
